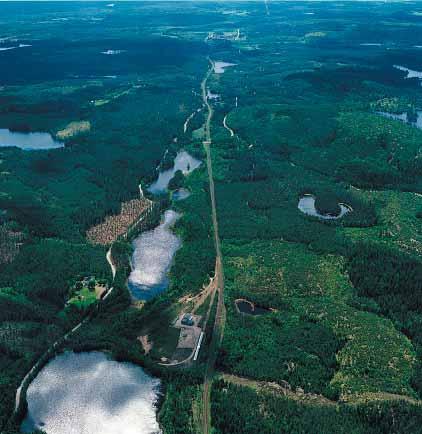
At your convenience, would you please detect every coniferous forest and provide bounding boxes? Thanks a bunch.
[2,2,422,433]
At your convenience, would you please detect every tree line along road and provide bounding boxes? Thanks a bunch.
[200,58,226,434]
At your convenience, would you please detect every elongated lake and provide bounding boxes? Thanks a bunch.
[128,209,181,300]
[129,150,201,300]
[0,129,64,150]
[21,351,161,434]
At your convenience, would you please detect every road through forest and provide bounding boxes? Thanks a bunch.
[200,58,226,434]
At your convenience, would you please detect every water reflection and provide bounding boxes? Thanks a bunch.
[213,61,236,74]
[148,151,201,194]
[0,129,63,150]
[377,111,422,129]
[172,188,191,201]
[128,210,181,300]
[298,194,352,220]
[22,351,161,434]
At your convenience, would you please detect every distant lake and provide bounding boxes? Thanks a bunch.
[394,65,422,80]
[21,351,161,434]
[377,111,422,129]
[0,129,64,150]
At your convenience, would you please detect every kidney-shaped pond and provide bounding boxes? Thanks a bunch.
[21,351,161,434]
[235,299,272,316]
[298,194,352,220]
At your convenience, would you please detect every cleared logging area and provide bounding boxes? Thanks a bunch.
[86,198,153,246]
[0,224,24,264]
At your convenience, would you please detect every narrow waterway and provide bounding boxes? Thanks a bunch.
[223,114,235,137]
[21,351,161,434]
[183,108,202,133]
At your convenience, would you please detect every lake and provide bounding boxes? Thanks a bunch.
[0,129,64,150]
[394,65,422,80]
[128,210,182,300]
[130,150,200,300]
[377,111,422,129]
[21,351,161,434]
[148,150,201,194]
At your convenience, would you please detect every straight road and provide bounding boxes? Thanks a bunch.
[200,58,226,434]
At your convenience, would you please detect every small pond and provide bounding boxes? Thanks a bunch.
[21,351,161,434]
[128,210,182,300]
[235,299,271,316]
[298,194,352,220]
[213,61,236,74]
[0,129,64,150]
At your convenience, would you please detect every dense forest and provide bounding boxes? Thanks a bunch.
[202,0,422,430]
[211,380,422,434]
[2,1,422,433]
